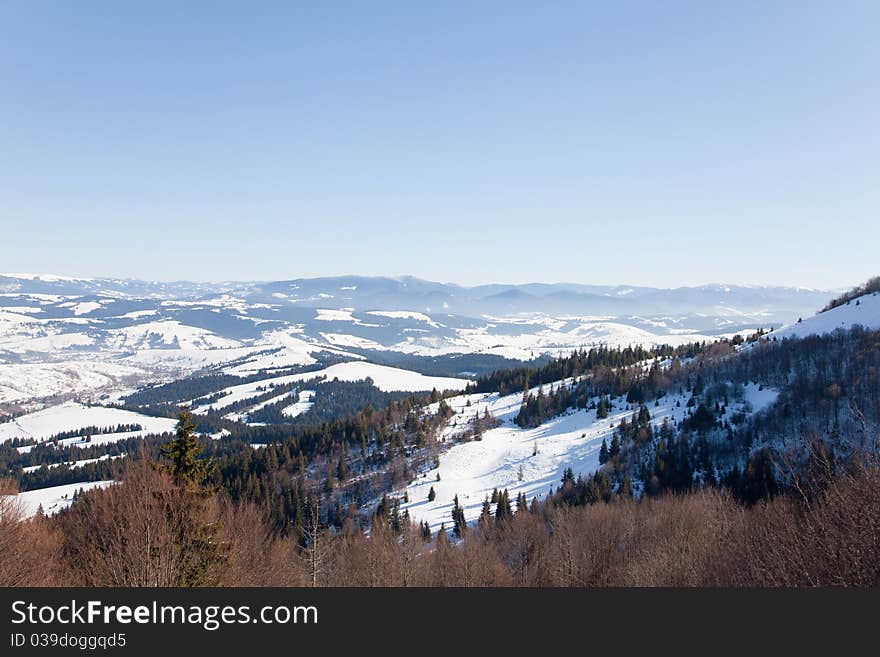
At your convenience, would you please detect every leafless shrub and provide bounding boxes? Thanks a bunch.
[0,478,61,586]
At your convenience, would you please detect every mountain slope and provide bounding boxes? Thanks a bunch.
[774,291,880,339]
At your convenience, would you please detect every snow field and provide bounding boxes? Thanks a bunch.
[0,402,177,446]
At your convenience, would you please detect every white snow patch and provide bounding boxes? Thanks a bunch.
[282,390,315,418]
[11,480,115,517]
[22,453,126,474]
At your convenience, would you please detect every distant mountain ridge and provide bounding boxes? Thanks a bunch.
[0,273,835,319]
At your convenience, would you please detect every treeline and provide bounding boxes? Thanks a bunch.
[17,458,119,492]
[468,342,710,398]
[38,423,143,442]
[348,350,545,379]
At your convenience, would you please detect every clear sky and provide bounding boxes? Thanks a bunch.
[0,2,877,289]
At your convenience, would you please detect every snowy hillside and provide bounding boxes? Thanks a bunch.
[401,381,777,531]
[11,480,115,517]
[773,291,880,339]
[0,402,177,447]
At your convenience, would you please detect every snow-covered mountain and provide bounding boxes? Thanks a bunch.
[772,290,880,339]
[0,273,833,317]
[0,273,840,406]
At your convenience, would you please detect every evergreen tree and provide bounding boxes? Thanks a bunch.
[390,498,402,533]
[451,494,466,537]
[479,496,492,530]
[597,395,608,419]
[495,489,512,524]
[161,409,213,486]
[609,435,621,459]
[336,454,348,482]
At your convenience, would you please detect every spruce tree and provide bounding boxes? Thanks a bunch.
[451,494,466,537]
[495,489,512,524]
[479,496,492,530]
[610,435,621,459]
[161,409,213,486]
[158,409,226,584]
[597,395,608,419]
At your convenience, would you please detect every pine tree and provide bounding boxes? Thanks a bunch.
[495,489,512,524]
[161,409,213,486]
[597,395,608,419]
[427,486,436,502]
[479,496,492,530]
[451,494,466,537]
[610,435,621,459]
[599,438,609,464]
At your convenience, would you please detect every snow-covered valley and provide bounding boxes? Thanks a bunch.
[0,274,832,406]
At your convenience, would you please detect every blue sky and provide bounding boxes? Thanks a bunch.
[0,2,877,288]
